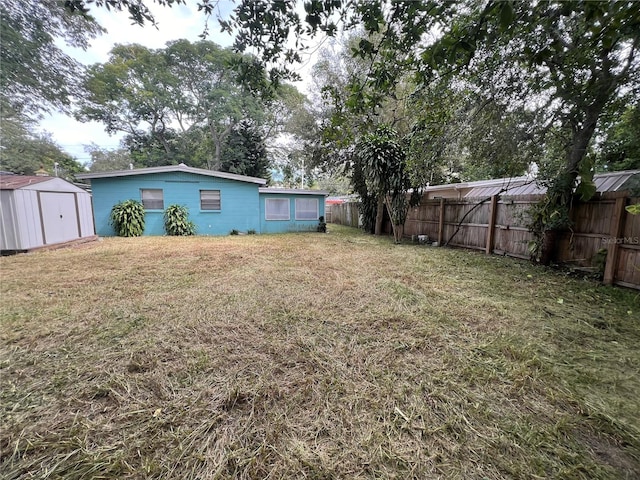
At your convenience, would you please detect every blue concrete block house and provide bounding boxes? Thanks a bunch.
[77,164,328,236]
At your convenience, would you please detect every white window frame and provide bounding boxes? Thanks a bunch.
[200,190,221,210]
[141,188,164,210]
[295,197,319,221]
[265,198,290,220]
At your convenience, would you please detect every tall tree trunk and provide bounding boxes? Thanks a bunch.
[539,96,609,265]
[213,140,221,170]
[565,108,602,181]
[208,124,222,170]
[374,194,385,236]
[208,123,233,171]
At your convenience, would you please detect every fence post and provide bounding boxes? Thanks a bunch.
[438,198,445,245]
[485,195,498,255]
[603,196,627,285]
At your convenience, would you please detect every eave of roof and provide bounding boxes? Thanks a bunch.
[258,188,329,196]
[76,164,267,185]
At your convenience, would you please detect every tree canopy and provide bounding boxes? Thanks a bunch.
[76,39,300,178]
[0,0,104,115]
[0,103,85,178]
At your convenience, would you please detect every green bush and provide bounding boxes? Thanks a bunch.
[247,229,257,235]
[229,229,239,235]
[163,204,196,236]
[110,200,145,237]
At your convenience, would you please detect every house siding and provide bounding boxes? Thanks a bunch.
[90,171,261,236]
[259,194,326,234]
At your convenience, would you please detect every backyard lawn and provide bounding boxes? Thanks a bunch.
[1,225,638,479]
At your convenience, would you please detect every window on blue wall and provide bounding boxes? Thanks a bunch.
[295,198,318,220]
[200,190,221,210]
[265,198,290,220]
[141,189,164,210]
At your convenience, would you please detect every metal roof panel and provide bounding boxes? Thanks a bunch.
[0,175,53,190]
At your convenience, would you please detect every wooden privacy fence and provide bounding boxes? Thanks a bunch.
[328,194,640,289]
[327,202,360,228]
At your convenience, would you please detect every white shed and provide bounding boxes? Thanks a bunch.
[0,174,96,252]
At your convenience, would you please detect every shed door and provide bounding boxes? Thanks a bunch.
[40,192,79,244]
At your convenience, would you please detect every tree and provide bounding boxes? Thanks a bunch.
[595,105,640,172]
[300,34,413,207]
[461,2,640,261]
[220,119,270,179]
[84,143,134,172]
[357,125,409,238]
[77,40,274,171]
[222,4,639,184]
[459,98,540,181]
[0,0,103,115]
[0,105,84,178]
[77,43,178,162]
[163,40,265,169]
[64,0,184,27]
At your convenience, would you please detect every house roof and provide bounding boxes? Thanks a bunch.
[258,188,329,196]
[76,164,267,185]
[463,176,541,198]
[0,175,54,190]
[594,169,640,192]
[463,170,639,198]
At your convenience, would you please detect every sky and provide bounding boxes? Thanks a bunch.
[38,0,317,166]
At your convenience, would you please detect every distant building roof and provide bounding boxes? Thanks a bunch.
[593,169,640,193]
[463,176,542,198]
[459,170,639,198]
[76,164,267,185]
[0,175,53,190]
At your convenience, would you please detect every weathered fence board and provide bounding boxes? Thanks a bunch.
[327,203,360,228]
[327,193,639,289]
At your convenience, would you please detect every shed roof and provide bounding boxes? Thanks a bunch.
[76,164,267,185]
[463,170,639,198]
[0,175,53,190]
[259,188,329,196]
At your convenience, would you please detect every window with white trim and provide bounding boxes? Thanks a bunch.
[141,189,164,210]
[200,190,221,210]
[295,197,319,220]
[265,198,290,220]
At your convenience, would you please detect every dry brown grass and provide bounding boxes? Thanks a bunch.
[1,226,639,479]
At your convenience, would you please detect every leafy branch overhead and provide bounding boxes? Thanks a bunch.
[221,2,639,179]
